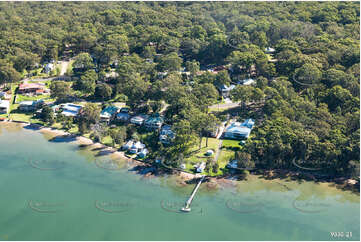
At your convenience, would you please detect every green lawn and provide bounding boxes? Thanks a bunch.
[107,93,128,103]
[68,125,79,134]
[50,122,79,135]
[184,137,221,175]
[217,149,234,165]
[10,113,32,122]
[28,79,52,87]
[208,106,233,112]
[183,138,240,176]
[222,139,243,149]
[16,94,54,103]
[101,135,113,147]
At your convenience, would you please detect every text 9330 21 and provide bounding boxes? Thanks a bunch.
[330,232,352,238]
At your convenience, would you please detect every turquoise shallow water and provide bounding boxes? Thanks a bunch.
[0,123,359,241]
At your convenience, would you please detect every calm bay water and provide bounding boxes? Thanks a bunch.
[0,123,359,241]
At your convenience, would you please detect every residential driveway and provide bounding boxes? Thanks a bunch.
[214,121,227,162]
[214,139,223,162]
[59,60,70,76]
[216,121,227,139]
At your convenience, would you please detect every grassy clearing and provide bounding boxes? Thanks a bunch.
[186,138,219,161]
[101,135,113,147]
[222,139,243,149]
[208,106,233,112]
[10,113,32,122]
[16,94,54,103]
[217,149,234,165]
[184,137,221,174]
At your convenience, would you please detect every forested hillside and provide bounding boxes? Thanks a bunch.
[0,1,359,178]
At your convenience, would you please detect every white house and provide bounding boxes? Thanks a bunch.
[130,114,148,125]
[44,63,54,74]
[217,84,236,98]
[129,141,145,154]
[144,114,164,129]
[100,106,120,122]
[159,125,175,144]
[0,100,9,114]
[18,100,44,112]
[223,122,252,139]
[60,103,83,117]
[137,148,149,158]
[237,78,255,86]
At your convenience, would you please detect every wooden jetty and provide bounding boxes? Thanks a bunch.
[181,175,205,212]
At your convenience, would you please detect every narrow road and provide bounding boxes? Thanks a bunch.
[208,101,240,110]
[22,60,71,83]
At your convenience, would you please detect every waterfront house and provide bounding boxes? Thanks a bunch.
[18,83,48,95]
[129,141,145,154]
[137,148,148,158]
[18,100,44,112]
[144,114,164,129]
[217,84,236,98]
[159,125,175,144]
[223,122,252,139]
[60,103,83,117]
[0,100,9,114]
[130,114,149,126]
[122,140,133,151]
[100,106,120,122]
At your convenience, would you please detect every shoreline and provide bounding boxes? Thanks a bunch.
[2,121,201,181]
[0,120,359,194]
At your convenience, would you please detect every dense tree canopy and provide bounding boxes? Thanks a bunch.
[0,1,359,178]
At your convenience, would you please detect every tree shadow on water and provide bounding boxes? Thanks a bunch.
[48,134,77,143]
